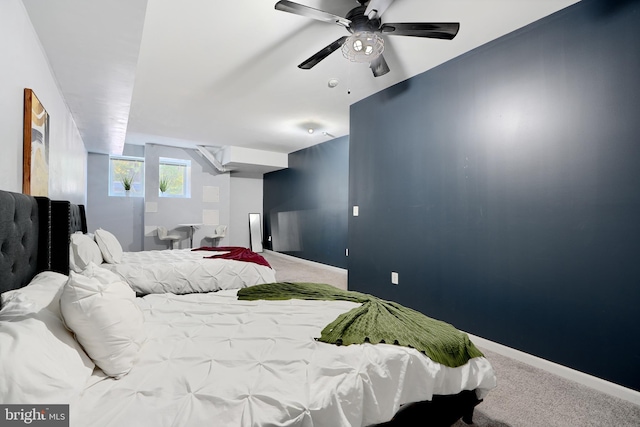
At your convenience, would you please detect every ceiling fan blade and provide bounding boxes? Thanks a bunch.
[370,54,390,77]
[364,0,395,20]
[298,36,348,70]
[381,22,460,40]
[275,1,351,28]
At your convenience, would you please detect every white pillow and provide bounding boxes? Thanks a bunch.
[60,269,145,378]
[70,232,103,272]
[94,228,123,264]
[0,294,95,404]
[80,262,123,283]
[1,271,68,315]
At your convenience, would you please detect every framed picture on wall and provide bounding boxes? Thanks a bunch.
[23,88,50,196]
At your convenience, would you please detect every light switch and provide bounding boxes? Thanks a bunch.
[391,272,399,285]
[353,206,359,216]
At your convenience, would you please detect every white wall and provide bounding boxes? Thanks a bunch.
[0,0,86,202]
[86,144,265,252]
[143,144,231,250]
[230,176,263,248]
[86,147,145,251]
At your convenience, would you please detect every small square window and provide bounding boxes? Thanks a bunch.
[159,157,191,198]
[109,156,144,197]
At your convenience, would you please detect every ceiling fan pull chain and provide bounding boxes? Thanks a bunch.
[347,59,352,95]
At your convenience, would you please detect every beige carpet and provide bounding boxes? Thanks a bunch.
[262,250,347,290]
[452,347,640,427]
[262,250,640,427]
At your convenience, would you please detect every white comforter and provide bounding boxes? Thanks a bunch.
[100,249,277,294]
[70,290,496,427]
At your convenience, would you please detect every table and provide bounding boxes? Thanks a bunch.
[178,223,203,248]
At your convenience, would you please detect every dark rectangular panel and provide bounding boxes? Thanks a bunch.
[264,136,349,268]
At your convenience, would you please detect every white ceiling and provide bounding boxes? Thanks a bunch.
[22,0,580,155]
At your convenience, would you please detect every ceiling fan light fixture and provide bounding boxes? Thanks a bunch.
[341,31,384,63]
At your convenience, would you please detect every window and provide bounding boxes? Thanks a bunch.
[109,156,144,197]
[159,157,191,198]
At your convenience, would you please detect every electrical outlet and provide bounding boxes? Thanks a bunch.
[391,272,399,285]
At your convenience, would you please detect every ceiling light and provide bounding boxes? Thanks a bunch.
[341,32,384,63]
[308,128,314,134]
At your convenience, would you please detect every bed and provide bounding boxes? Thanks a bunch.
[0,190,497,426]
[49,200,277,294]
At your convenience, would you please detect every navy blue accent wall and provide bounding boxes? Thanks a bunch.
[264,136,349,268]
[349,0,640,391]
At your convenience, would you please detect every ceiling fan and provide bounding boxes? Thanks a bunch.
[275,0,460,77]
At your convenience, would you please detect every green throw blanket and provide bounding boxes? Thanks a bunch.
[237,282,483,368]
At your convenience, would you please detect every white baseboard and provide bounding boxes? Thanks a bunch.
[263,250,348,274]
[467,333,640,406]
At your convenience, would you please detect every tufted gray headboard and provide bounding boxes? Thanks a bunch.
[0,190,51,294]
[70,204,87,235]
[50,200,87,275]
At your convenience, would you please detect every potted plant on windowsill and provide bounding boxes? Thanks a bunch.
[122,175,134,196]
[159,176,169,195]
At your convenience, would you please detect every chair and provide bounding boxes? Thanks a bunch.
[157,226,181,249]
[206,225,227,246]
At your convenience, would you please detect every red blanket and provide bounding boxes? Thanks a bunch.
[192,246,271,268]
